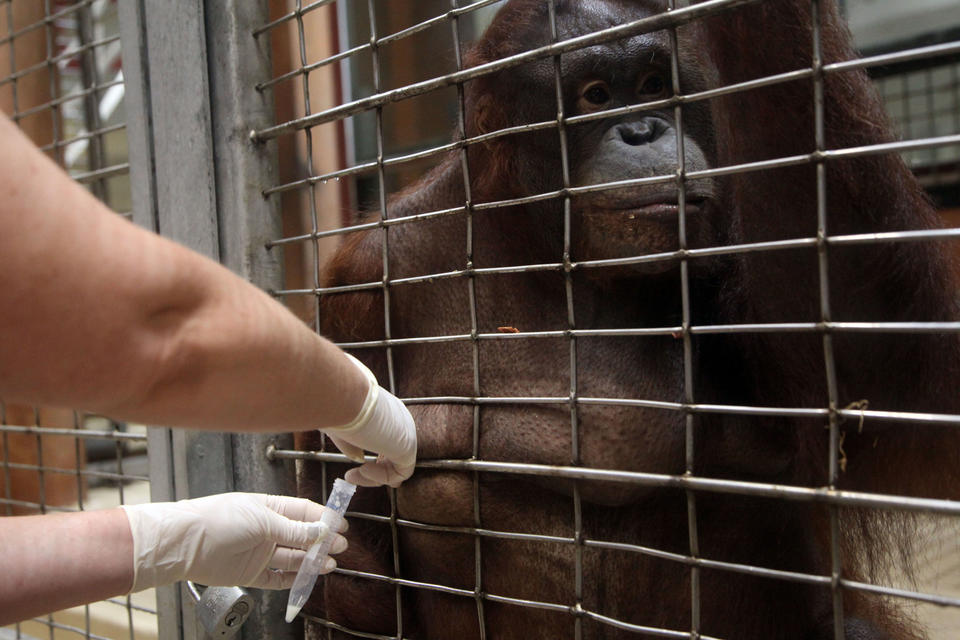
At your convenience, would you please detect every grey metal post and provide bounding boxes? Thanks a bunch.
[118,2,183,639]
[204,2,294,639]
[118,0,240,637]
[120,0,290,638]
[137,3,233,637]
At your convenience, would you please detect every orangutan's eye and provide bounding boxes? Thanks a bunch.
[580,80,610,111]
[638,72,667,98]
[583,83,610,105]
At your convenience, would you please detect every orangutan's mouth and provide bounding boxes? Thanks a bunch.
[610,199,705,219]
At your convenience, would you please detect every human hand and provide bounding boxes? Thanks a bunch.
[121,493,348,592]
[323,354,417,487]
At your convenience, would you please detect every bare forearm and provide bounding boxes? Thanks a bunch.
[0,112,366,431]
[118,277,369,431]
[0,509,133,624]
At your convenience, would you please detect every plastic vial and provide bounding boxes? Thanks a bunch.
[285,478,356,623]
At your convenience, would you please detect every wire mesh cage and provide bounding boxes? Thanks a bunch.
[256,0,960,639]
[0,1,155,638]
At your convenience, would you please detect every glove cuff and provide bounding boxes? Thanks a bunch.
[120,502,191,592]
[325,353,379,433]
[119,505,143,593]
[121,503,169,592]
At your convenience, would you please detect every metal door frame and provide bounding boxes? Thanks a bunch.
[118,2,296,638]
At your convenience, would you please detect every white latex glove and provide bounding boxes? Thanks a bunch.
[121,493,348,592]
[322,354,417,487]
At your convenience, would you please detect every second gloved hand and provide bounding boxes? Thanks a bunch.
[121,493,348,592]
[322,354,417,488]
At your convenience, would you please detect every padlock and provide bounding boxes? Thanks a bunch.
[187,581,254,639]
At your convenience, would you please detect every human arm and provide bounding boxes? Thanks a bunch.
[0,112,366,431]
[0,112,415,483]
[0,507,132,625]
[0,493,347,625]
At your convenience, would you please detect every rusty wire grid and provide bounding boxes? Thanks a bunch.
[257,0,960,638]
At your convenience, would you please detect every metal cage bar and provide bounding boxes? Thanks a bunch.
[447,1,487,638]
[363,2,406,637]
[546,2,584,637]
[262,131,960,248]
[808,2,846,638]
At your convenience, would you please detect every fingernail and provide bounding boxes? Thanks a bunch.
[322,557,337,573]
[330,534,348,554]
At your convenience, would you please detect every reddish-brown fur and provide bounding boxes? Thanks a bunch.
[298,1,960,638]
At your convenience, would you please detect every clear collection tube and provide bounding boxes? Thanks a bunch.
[285,478,357,623]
